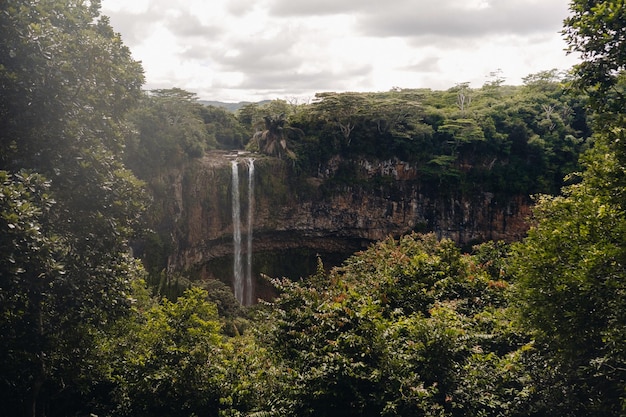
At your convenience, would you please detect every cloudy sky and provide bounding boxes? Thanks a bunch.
[101,0,580,103]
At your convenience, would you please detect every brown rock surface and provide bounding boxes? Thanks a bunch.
[156,152,532,296]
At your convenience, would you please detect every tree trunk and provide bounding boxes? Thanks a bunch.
[31,301,47,417]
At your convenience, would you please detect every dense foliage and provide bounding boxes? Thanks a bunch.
[3,0,626,416]
[292,78,589,197]
[0,1,147,415]
[230,79,590,197]
[122,74,591,200]
[512,1,626,414]
[256,235,524,417]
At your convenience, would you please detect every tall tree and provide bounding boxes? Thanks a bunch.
[0,1,147,415]
[312,92,366,146]
[248,113,303,160]
[104,287,226,417]
[512,1,626,414]
[564,0,626,113]
[512,145,626,415]
[125,88,213,179]
[564,1,626,195]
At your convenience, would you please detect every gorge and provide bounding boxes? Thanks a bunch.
[155,151,532,303]
[127,86,590,305]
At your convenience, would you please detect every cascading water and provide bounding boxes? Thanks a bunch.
[245,158,255,306]
[231,161,244,304]
[231,157,255,306]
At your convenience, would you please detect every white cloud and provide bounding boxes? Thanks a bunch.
[353,0,568,41]
[101,0,580,102]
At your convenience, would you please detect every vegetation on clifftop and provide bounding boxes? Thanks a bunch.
[123,72,591,200]
[228,76,591,196]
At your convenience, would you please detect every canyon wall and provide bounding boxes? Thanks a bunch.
[156,151,532,297]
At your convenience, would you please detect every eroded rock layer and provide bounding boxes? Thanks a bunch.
[157,152,531,297]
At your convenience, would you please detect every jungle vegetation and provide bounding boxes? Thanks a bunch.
[2,0,626,416]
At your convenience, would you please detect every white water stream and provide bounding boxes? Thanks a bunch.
[231,158,255,305]
[231,161,244,304]
[245,158,254,306]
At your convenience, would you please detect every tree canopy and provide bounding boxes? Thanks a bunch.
[0,1,147,415]
[511,1,626,414]
[564,0,626,112]
[4,1,626,416]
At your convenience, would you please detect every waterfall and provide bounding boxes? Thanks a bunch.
[231,158,255,306]
[231,161,244,304]
[245,158,254,306]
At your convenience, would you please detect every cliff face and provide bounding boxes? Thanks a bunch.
[159,151,531,295]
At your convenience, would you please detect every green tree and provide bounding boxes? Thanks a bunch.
[105,287,226,417]
[512,161,626,414]
[564,2,626,206]
[0,171,66,416]
[564,0,626,113]
[510,3,626,414]
[0,0,144,168]
[201,105,249,149]
[312,92,367,147]
[125,88,213,179]
[216,332,283,417]
[258,234,521,417]
[236,102,263,131]
[248,113,303,160]
[0,1,147,415]
[437,118,485,156]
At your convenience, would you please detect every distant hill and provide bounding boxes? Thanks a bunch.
[199,100,271,112]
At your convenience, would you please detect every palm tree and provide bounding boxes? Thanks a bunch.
[250,114,302,159]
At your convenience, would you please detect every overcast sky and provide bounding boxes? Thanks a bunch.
[101,0,580,103]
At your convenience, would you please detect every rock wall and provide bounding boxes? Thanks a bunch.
[158,151,532,294]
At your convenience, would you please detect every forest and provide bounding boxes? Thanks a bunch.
[1,0,626,416]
